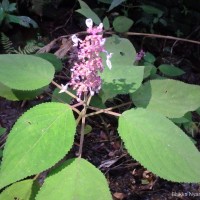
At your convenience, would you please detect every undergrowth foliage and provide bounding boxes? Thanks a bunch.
[0,33,40,54]
[0,0,38,28]
[0,0,200,199]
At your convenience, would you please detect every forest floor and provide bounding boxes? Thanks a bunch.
[1,2,200,199]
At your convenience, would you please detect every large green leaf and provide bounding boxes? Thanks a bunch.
[0,54,55,91]
[131,79,200,118]
[34,53,63,72]
[0,179,39,200]
[90,94,106,109]
[118,108,200,182]
[101,36,144,102]
[0,102,76,189]
[51,88,75,104]
[76,0,101,25]
[36,158,112,200]
[0,81,47,101]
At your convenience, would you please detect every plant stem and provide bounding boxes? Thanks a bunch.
[51,80,84,103]
[33,173,40,180]
[45,91,81,115]
[76,109,84,125]
[78,94,92,157]
[78,107,86,157]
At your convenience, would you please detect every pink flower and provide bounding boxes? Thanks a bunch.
[63,18,113,99]
[135,49,145,61]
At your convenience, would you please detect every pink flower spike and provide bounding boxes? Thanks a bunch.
[69,19,111,98]
[86,18,93,28]
[59,84,68,93]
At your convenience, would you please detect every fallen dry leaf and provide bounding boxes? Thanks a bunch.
[113,192,126,200]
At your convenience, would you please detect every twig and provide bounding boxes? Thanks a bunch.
[105,31,200,45]
[86,106,121,117]
[55,30,200,45]
[72,102,83,108]
[85,102,132,117]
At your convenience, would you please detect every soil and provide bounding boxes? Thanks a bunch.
[1,1,200,199]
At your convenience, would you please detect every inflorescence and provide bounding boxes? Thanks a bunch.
[59,18,113,99]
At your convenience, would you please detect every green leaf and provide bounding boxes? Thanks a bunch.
[131,79,200,118]
[18,16,38,28]
[0,127,6,136]
[8,3,16,12]
[34,53,63,72]
[158,64,185,77]
[113,16,133,33]
[153,17,159,24]
[84,124,92,134]
[196,107,200,115]
[118,108,200,182]
[143,63,157,79]
[76,0,101,25]
[102,16,110,30]
[90,94,106,109]
[98,0,112,4]
[101,36,144,102]
[35,158,112,200]
[6,14,20,24]
[0,102,76,189]
[51,88,75,104]
[1,0,9,11]
[140,5,163,16]
[159,18,167,26]
[143,52,155,63]
[0,150,2,159]
[0,179,39,200]
[0,81,47,101]
[0,8,5,24]
[170,112,192,124]
[6,15,38,28]
[0,54,55,91]
[108,0,126,11]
